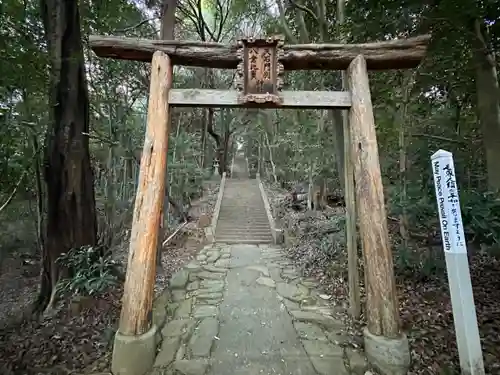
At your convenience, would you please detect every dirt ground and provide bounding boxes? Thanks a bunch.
[265,183,500,375]
[0,182,219,375]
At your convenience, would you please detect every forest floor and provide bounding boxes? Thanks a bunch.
[0,180,220,375]
[264,183,500,375]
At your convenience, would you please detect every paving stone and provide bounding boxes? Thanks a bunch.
[154,336,181,367]
[300,296,319,307]
[172,290,187,302]
[290,310,344,330]
[245,265,270,276]
[176,343,187,360]
[276,282,308,302]
[175,299,193,319]
[325,331,350,345]
[203,265,227,273]
[196,292,223,300]
[302,305,343,317]
[166,302,179,317]
[185,261,202,272]
[173,359,210,375]
[200,279,224,288]
[282,273,300,282]
[189,318,219,357]
[297,284,310,295]
[317,293,333,301]
[214,258,230,268]
[152,293,169,329]
[269,267,283,282]
[205,250,219,257]
[206,250,220,263]
[187,281,200,291]
[309,355,348,375]
[196,271,225,280]
[293,321,328,341]
[302,339,344,357]
[256,276,276,288]
[300,279,319,288]
[345,349,369,375]
[193,305,219,318]
[155,289,170,307]
[161,318,196,337]
[150,368,173,375]
[197,284,224,294]
[196,298,220,305]
[279,296,300,310]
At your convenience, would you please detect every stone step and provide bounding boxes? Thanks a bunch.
[218,217,267,219]
[221,203,264,208]
[216,222,270,228]
[216,223,270,229]
[220,205,264,207]
[217,215,268,220]
[214,237,273,244]
[214,176,274,245]
[215,230,272,236]
[216,233,272,239]
[217,223,270,228]
[218,208,267,212]
[217,224,270,229]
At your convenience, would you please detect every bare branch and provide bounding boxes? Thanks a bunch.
[114,18,156,34]
[288,0,318,23]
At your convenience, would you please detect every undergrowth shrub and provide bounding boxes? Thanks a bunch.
[56,245,122,297]
[390,186,500,279]
[460,190,500,245]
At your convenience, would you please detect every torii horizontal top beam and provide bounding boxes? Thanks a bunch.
[89,34,430,70]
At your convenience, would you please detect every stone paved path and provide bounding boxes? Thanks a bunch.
[150,243,368,375]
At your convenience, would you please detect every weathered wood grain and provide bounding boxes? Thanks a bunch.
[347,55,401,338]
[119,51,172,336]
[168,89,351,108]
[89,34,431,70]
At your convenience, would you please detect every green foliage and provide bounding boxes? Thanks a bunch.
[394,243,446,281]
[460,190,500,245]
[56,245,122,297]
[390,184,500,279]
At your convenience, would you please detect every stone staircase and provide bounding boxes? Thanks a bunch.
[215,178,274,244]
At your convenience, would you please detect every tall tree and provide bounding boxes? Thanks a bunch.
[36,0,98,313]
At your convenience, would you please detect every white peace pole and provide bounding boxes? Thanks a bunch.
[431,150,484,375]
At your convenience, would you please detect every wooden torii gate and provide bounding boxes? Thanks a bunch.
[90,34,430,375]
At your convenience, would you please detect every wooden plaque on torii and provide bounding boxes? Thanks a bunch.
[235,35,285,106]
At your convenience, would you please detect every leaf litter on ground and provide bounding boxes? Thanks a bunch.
[0,182,220,375]
[264,182,500,375]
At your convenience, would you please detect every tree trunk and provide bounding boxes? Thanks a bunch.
[264,131,278,183]
[160,0,176,39]
[207,108,224,174]
[472,18,500,191]
[397,71,415,249]
[36,0,97,314]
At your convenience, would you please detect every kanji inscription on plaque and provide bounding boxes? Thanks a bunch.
[235,35,284,105]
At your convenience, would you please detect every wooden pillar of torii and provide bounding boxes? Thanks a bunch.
[92,34,430,375]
